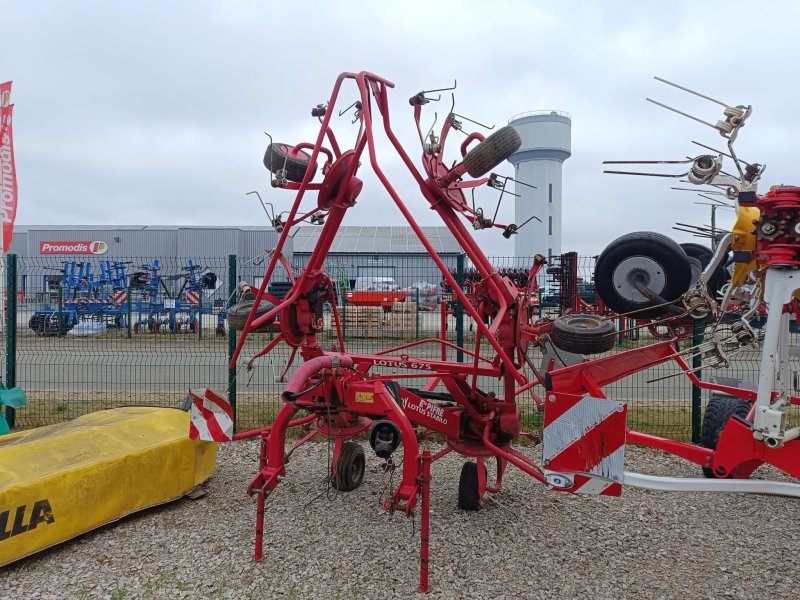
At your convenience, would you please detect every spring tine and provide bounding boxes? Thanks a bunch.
[692,140,752,167]
[671,186,726,195]
[647,366,703,384]
[654,76,730,107]
[603,169,689,178]
[422,80,457,94]
[645,98,720,130]
[602,158,695,165]
[452,112,495,130]
[697,194,733,206]
[672,226,714,237]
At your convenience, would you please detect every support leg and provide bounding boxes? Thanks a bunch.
[418,450,432,594]
[254,432,269,561]
[754,269,800,445]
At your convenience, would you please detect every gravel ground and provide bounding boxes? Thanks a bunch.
[2,439,799,600]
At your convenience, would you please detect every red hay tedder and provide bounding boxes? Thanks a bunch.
[194,72,800,592]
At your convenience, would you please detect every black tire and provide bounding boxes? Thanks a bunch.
[226,298,275,332]
[551,314,616,354]
[594,231,691,320]
[332,441,365,492]
[700,394,751,478]
[458,461,482,511]
[680,242,730,300]
[263,143,318,183]
[463,126,522,178]
[29,313,46,333]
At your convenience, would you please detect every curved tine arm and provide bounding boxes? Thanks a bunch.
[231,72,355,365]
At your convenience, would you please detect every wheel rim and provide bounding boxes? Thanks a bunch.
[350,454,364,483]
[611,255,666,302]
[566,316,602,330]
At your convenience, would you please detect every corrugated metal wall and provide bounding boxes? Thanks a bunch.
[293,253,460,290]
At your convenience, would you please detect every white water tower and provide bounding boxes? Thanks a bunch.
[507,111,571,261]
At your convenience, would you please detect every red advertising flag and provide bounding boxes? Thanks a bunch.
[0,81,16,253]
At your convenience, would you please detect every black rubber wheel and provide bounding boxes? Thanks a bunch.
[458,461,482,511]
[700,394,751,478]
[594,231,691,320]
[29,313,46,333]
[263,143,318,183]
[226,298,275,332]
[463,126,522,178]
[40,313,71,336]
[332,441,366,492]
[551,314,616,354]
[680,242,730,300]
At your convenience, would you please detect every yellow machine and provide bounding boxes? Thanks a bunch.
[0,407,216,567]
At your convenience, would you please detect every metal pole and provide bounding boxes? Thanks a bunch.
[228,255,238,429]
[711,205,717,251]
[415,288,419,340]
[691,319,704,443]
[57,283,63,335]
[455,254,465,362]
[5,254,16,429]
[197,292,202,340]
[126,289,132,339]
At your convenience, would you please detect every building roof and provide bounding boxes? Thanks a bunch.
[292,226,462,254]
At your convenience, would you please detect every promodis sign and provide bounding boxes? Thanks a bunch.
[40,241,108,255]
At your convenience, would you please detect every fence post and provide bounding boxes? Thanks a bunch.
[197,293,202,340]
[455,254,464,362]
[538,287,543,319]
[5,254,17,429]
[227,255,237,429]
[342,296,347,342]
[415,288,419,340]
[126,290,132,339]
[691,318,704,443]
[57,283,63,331]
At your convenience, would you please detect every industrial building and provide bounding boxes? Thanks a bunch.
[8,108,569,296]
[7,224,462,298]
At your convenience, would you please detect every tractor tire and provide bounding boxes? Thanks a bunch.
[263,143,318,183]
[594,231,691,320]
[700,394,751,478]
[463,126,522,178]
[458,461,483,511]
[680,242,730,300]
[29,313,46,334]
[551,314,616,355]
[226,298,275,332]
[332,441,365,492]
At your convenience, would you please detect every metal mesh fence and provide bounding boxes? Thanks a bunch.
[9,256,230,428]
[3,252,796,439]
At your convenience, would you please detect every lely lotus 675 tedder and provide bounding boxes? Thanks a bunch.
[191,72,800,592]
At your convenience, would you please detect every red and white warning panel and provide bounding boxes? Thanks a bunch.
[542,393,627,496]
[186,290,200,306]
[112,290,128,306]
[188,388,234,442]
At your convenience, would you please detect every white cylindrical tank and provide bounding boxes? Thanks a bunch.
[506,111,571,262]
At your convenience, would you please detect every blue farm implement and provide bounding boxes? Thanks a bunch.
[129,260,224,335]
[29,261,131,335]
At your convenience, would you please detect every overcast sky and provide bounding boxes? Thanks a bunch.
[2,1,798,257]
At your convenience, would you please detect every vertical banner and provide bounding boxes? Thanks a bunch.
[0,81,16,252]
